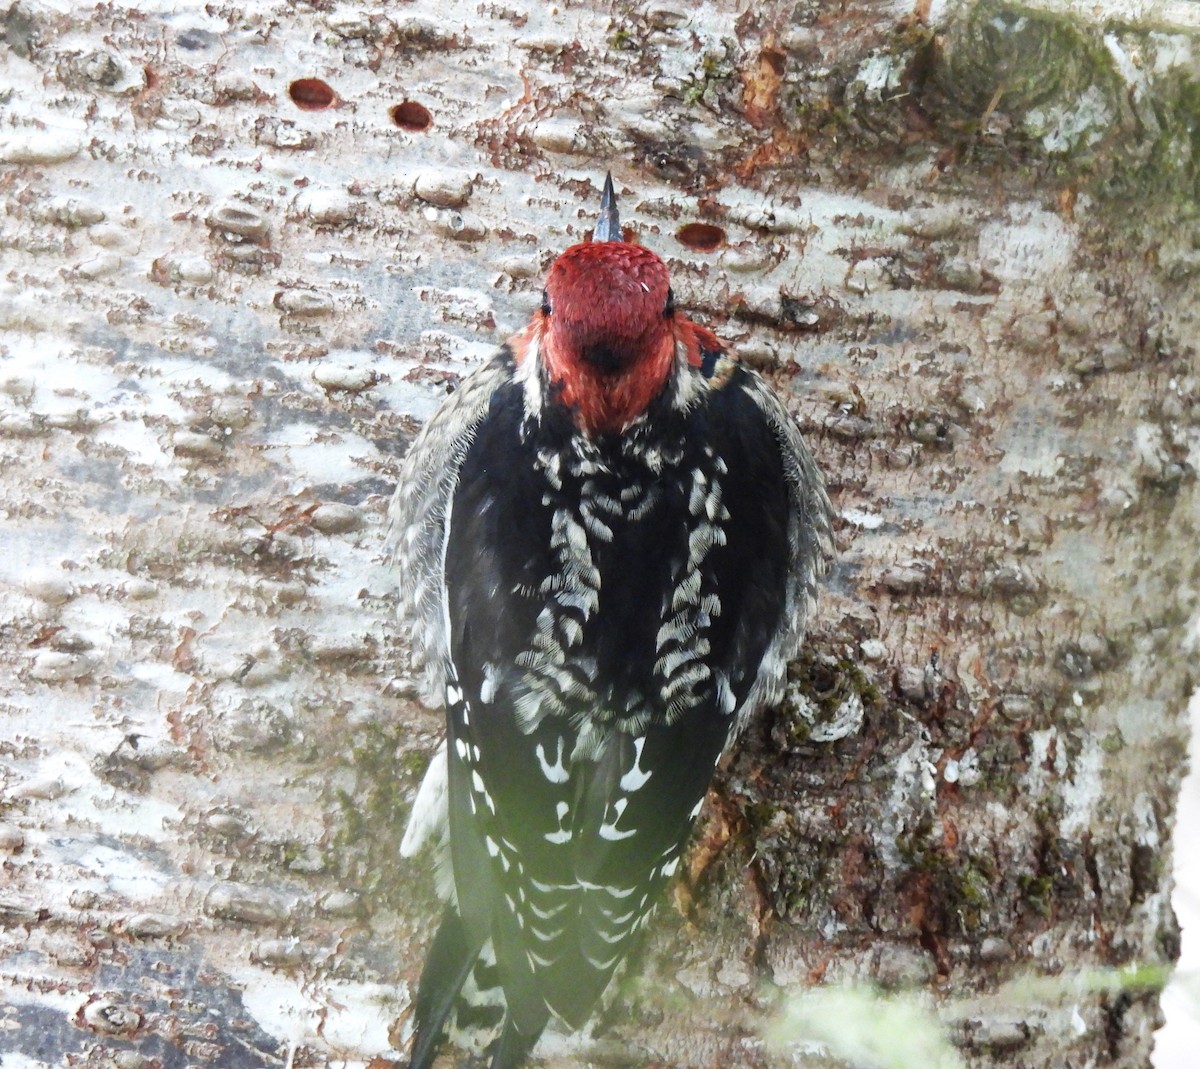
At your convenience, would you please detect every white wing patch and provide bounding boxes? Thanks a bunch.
[535,736,569,783]
[479,662,500,704]
[618,736,652,792]
[401,739,449,857]
[599,797,636,841]
[715,671,737,716]
[544,801,572,845]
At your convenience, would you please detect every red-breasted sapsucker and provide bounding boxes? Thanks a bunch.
[389,175,833,1069]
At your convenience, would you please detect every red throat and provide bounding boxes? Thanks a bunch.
[516,242,678,436]
[542,328,675,436]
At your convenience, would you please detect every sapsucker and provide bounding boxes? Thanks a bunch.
[389,175,833,1069]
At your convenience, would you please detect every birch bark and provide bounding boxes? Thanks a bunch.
[0,2,1195,1067]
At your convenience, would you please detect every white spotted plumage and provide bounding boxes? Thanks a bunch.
[390,178,833,1069]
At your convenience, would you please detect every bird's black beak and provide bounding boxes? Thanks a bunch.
[594,173,622,243]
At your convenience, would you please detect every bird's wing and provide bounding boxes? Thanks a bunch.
[387,351,515,700]
[438,364,823,1027]
[733,366,836,723]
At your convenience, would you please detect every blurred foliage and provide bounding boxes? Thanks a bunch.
[766,984,966,1069]
[765,964,1172,1068]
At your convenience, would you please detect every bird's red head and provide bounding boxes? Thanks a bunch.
[509,176,722,436]
[527,240,676,436]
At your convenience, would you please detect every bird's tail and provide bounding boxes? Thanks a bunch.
[409,908,541,1069]
[488,1014,541,1069]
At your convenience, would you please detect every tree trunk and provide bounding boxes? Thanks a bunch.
[0,1,1194,1067]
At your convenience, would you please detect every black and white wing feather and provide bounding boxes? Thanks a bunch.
[392,345,833,1069]
[388,354,515,703]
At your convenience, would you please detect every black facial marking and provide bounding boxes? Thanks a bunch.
[581,343,622,373]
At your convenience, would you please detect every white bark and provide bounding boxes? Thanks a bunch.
[0,1,1195,1067]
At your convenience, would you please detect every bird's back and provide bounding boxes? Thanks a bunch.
[393,346,831,1065]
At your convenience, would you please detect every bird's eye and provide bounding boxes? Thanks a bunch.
[541,290,552,316]
[663,287,675,317]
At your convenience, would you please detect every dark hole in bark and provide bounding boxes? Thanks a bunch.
[390,101,433,131]
[289,78,336,110]
[676,223,726,252]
